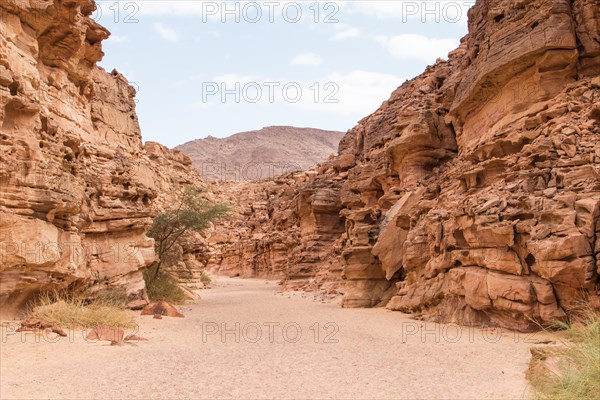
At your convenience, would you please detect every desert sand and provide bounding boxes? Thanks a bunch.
[1,277,538,399]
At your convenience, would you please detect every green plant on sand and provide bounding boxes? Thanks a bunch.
[528,307,600,400]
[145,186,229,302]
[143,269,187,304]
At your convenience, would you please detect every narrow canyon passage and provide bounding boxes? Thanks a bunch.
[1,278,536,400]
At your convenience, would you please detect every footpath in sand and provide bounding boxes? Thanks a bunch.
[1,277,538,399]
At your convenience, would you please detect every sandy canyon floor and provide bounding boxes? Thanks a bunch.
[1,277,541,399]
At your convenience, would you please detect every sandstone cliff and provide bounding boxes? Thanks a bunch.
[207,0,600,330]
[0,0,201,316]
[176,126,345,181]
[1,0,598,331]
[204,169,345,295]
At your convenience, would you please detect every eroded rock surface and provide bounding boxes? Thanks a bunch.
[205,170,345,294]
[0,0,200,317]
[1,0,598,331]
[208,0,600,330]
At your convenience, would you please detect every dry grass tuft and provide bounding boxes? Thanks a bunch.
[528,307,600,400]
[200,270,212,287]
[27,289,135,329]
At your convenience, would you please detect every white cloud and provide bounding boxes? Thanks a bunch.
[307,70,403,116]
[213,74,259,85]
[153,22,179,43]
[376,34,458,62]
[190,70,403,117]
[108,34,129,44]
[290,53,323,66]
[331,25,360,41]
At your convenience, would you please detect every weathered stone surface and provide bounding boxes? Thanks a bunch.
[205,171,346,294]
[17,319,67,337]
[4,0,597,332]
[341,0,599,329]
[208,0,599,330]
[0,0,202,317]
[141,301,184,318]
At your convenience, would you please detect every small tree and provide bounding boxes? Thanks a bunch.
[147,186,229,282]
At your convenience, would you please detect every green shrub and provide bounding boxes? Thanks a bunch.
[147,186,229,280]
[143,269,187,304]
[144,186,228,303]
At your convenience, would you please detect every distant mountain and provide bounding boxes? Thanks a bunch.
[175,126,346,181]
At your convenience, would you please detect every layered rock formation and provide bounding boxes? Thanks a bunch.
[176,126,345,181]
[349,0,600,330]
[0,0,200,316]
[208,0,600,330]
[1,0,598,331]
[205,169,345,293]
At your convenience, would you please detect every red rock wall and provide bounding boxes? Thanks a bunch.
[209,0,599,330]
[205,171,345,293]
[0,0,201,316]
[338,0,599,330]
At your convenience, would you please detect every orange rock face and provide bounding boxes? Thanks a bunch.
[1,0,598,332]
[352,0,600,330]
[208,0,600,330]
[205,172,345,294]
[0,0,200,317]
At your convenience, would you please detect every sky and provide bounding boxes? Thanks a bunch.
[96,1,474,148]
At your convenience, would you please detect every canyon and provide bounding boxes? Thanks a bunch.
[0,0,599,334]
[202,0,600,331]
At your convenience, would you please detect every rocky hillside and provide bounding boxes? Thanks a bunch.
[175,126,345,181]
[0,0,202,316]
[206,0,600,331]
